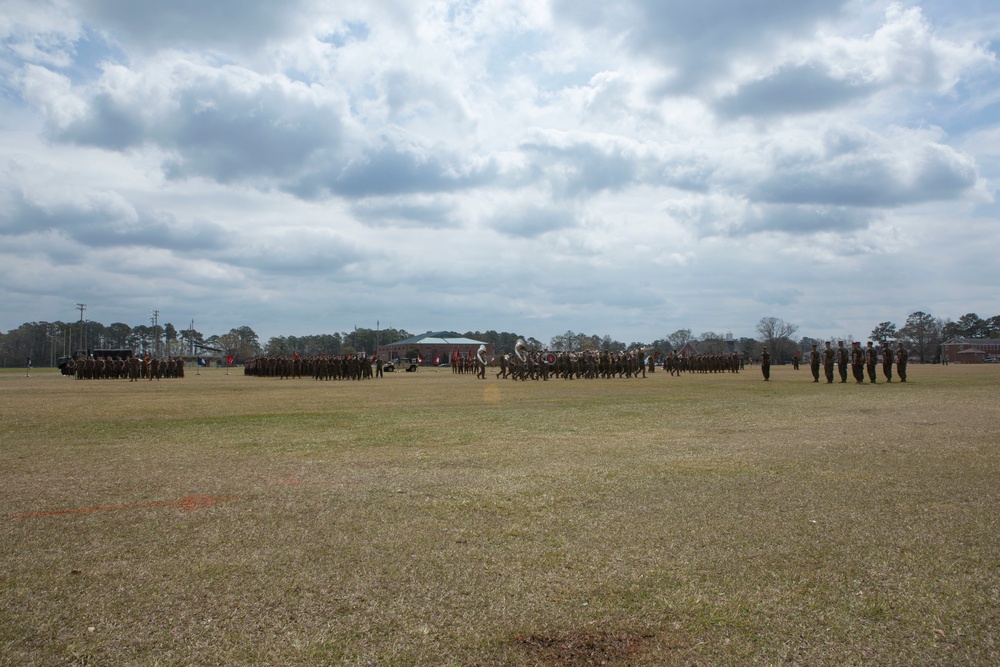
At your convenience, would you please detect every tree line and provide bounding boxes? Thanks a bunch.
[0,319,250,367]
[0,319,424,368]
[3,311,996,367]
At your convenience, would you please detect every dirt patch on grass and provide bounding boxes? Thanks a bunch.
[510,623,688,666]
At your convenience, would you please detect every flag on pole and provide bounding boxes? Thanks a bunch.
[197,356,208,366]
[226,355,234,365]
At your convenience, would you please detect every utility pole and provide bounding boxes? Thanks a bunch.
[76,303,86,351]
[151,310,160,357]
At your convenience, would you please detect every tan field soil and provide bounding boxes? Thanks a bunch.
[1,364,998,666]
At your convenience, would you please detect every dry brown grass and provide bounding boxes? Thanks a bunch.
[1,364,998,666]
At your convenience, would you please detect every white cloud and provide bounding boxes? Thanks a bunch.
[0,0,82,68]
[18,64,87,127]
[1,0,999,345]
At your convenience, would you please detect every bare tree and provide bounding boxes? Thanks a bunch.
[667,328,692,351]
[756,316,798,363]
[699,331,727,354]
[550,330,579,351]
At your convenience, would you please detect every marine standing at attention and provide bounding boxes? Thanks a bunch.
[837,341,849,383]
[865,341,878,384]
[822,341,835,384]
[896,341,908,382]
[881,342,894,382]
[851,342,866,384]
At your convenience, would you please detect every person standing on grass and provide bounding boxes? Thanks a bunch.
[761,346,771,381]
[809,344,820,382]
[865,341,878,383]
[475,345,488,380]
[881,342,894,382]
[896,342,908,382]
[822,341,836,383]
[851,342,866,384]
[837,341,849,383]
[26,357,31,377]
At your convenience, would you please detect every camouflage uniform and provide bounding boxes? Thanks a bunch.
[822,342,835,383]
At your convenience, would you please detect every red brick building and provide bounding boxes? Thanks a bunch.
[940,338,1000,364]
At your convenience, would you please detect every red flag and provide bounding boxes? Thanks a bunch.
[226,355,234,365]
[293,350,300,360]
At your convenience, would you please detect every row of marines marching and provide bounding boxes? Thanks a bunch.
[462,343,745,381]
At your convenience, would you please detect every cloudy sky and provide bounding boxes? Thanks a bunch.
[2,0,998,346]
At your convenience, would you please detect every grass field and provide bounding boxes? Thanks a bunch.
[2,364,998,666]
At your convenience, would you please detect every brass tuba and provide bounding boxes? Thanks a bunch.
[514,338,527,364]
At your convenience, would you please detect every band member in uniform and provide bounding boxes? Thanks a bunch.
[475,345,487,380]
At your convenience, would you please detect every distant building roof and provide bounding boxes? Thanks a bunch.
[942,338,1000,345]
[389,331,487,347]
[679,342,700,356]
